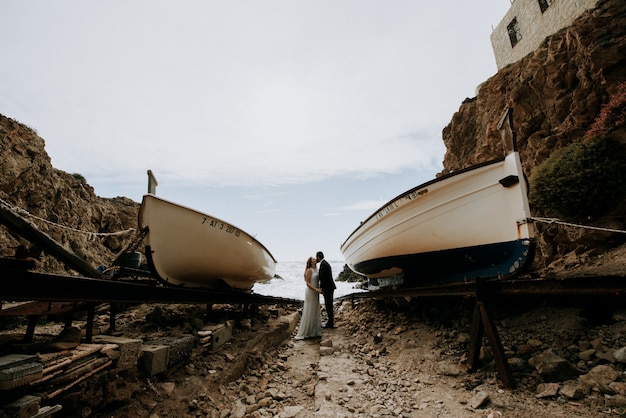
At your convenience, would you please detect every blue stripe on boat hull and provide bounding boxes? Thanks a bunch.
[352,239,535,287]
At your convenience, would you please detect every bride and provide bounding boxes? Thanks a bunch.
[294,256,323,340]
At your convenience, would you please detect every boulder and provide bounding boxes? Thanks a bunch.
[528,349,581,382]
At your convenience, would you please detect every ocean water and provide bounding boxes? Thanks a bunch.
[253,260,363,301]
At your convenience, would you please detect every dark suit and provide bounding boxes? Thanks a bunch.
[318,259,336,327]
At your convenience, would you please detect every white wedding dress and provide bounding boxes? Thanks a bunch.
[295,267,322,340]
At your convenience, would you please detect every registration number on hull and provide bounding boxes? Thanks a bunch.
[202,217,241,237]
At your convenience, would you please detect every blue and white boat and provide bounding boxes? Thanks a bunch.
[340,110,535,288]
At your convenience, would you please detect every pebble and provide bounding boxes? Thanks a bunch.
[469,390,490,409]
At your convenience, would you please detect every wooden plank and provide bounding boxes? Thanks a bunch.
[0,301,80,317]
[468,303,484,369]
[46,359,112,399]
[0,269,301,305]
[474,278,516,389]
[478,302,516,389]
[25,316,37,343]
[86,303,95,343]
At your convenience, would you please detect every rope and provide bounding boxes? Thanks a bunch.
[111,227,148,267]
[531,216,626,234]
[2,198,146,272]
[3,199,136,238]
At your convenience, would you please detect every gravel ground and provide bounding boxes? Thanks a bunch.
[97,293,626,417]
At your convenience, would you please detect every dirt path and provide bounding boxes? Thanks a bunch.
[277,306,478,417]
[311,317,478,418]
[315,327,367,417]
[274,300,606,418]
[279,337,320,416]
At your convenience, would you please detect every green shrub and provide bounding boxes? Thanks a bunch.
[72,173,87,184]
[529,138,626,219]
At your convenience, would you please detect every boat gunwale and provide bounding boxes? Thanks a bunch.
[139,193,278,264]
[340,155,507,249]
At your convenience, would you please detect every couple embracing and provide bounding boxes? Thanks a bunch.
[294,251,336,340]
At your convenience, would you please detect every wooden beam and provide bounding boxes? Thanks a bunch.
[0,199,101,278]
[478,301,515,389]
[468,302,484,368]
[85,303,95,343]
[469,278,516,389]
[0,269,301,306]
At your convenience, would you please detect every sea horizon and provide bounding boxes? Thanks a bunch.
[253,260,363,301]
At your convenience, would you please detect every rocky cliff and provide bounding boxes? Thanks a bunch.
[1,0,625,276]
[443,0,625,172]
[442,0,626,270]
[0,115,139,273]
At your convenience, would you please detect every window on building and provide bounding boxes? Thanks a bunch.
[507,17,522,48]
[538,0,554,13]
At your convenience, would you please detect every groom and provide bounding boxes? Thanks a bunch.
[316,251,337,328]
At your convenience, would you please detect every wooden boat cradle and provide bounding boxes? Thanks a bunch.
[0,200,299,342]
[2,195,626,390]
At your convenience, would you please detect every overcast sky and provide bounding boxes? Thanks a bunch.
[1,1,510,263]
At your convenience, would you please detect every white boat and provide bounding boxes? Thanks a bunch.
[138,194,277,290]
[340,111,535,288]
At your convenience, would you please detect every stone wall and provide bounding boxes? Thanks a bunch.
[490,0,599,70]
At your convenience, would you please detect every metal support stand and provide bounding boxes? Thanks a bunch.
[25,316,37,343]
[109,303,117,332]
[468,278,515,389]
[85,303,95,343]
[64,314,73,329]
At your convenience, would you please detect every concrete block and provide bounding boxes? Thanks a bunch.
[216,320,234,351]
[152,335,195,366]
[0,354,42,390]
[2,395,40,418]
[0,354,38,370]
[202,321,233,351]
[93,335,142,370]
[141,345,170,376]
[32,404,63,417]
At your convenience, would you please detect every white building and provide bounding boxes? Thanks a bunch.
[490,0,600,70]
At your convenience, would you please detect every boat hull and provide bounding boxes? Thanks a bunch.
[138,194,277,290]
[340,151,535,287]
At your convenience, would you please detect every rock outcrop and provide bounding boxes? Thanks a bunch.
[442,0,625,174]
[441,0,626,269]
[0,115,139,273]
